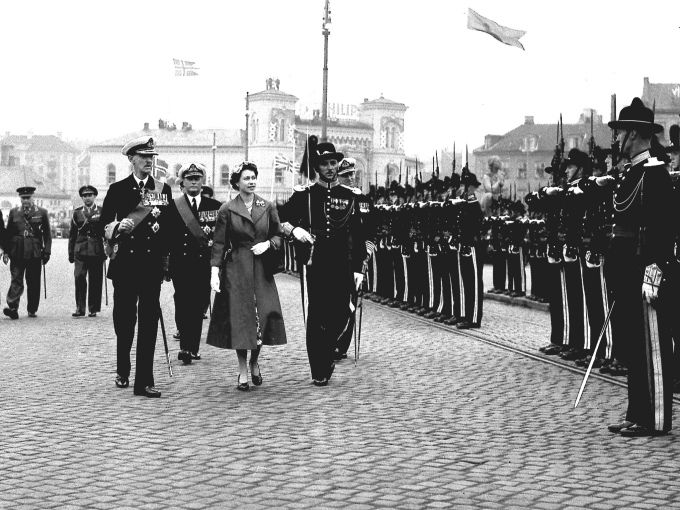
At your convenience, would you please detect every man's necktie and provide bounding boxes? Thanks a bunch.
[191,197,198,216]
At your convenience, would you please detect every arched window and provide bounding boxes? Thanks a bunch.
[251,114,258,143]
[220,164,230,186]
[107,163,116,184]
[278,118,286,142]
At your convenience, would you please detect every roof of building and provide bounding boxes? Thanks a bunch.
[474,119,612,154]
[360,95,407,110]
[295,117,373,131]
[248,88,298,102]
[641,79,680,113]
[91,128,246,150]
[0,135,79,153]
[0,166,70,198]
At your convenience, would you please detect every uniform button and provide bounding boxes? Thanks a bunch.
[147,249,151,253]
[148,222,151,225]
[183,252,186,255]
[131,235,134,239]
[130,250,134,253]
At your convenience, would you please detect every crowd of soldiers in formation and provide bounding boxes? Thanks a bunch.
[279,129,680,392]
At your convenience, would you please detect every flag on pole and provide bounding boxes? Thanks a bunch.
[274,155,295,173]
[154,158,169,180]
[174,59,200,76]
[467,8,526,51]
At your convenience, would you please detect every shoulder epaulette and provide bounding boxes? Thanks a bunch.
[644,157,666,168]
[293,184,310,192]
[75,206,84,211]
[351,187,362,195]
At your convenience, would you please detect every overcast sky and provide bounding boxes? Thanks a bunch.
[2,0,679,157]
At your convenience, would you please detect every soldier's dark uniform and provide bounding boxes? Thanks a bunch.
[68,185,106,317]
[168,163,222,362]
[3,187,51,319]
[100,136,174,397]
[280,141,366,384]
[606,98,674,436]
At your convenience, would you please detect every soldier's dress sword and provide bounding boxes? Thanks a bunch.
[574,301,615,408]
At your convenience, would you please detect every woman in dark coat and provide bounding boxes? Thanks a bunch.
[206,162,287,390]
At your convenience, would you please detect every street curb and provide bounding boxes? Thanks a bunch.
[484,291,550,312]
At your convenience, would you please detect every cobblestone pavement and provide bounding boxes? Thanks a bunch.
[1,240,679,509]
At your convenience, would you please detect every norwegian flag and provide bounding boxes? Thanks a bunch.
[274,155,295,173]
[174,59,199,76]
[153,158,169,180]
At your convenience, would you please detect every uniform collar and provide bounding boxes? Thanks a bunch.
[631,150,651,167]
[315,179,339,189]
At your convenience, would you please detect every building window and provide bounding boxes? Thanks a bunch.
[518,162,527,180]
[221,164,230,186]
[535,163,545,179]
[278,118,287,142]
[107,163,116,184]
[251,114,258,143]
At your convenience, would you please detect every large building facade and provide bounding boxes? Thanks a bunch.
[85,81,409,202]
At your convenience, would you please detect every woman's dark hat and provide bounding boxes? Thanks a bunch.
[608,97,663,134]
[79,185,98,196]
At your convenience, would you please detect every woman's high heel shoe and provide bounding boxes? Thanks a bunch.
[250,363,263,386]
[237,375,249,391]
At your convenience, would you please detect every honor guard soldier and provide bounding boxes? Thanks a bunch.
[169,162,221,364]
[0,210,7,265]
[69,185,106,317]
[3,187,51,320]
[603,98,675,437]
[335,157,376,360]
[280,137,367,385]
[101,136,174,398]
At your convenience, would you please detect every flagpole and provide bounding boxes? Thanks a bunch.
[321,0,331,142]
[212,132,216,189]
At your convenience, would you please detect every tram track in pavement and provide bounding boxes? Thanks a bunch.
[363,297,680,405]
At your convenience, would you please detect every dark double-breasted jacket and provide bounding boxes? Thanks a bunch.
[100,174,174,281]
[168,194,223,277]
[68,204,105,260]
[6,205,52,260]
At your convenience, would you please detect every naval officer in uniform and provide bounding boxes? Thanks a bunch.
[100,136,174,398]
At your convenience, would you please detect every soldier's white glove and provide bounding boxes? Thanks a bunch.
[545,187,561,196]
[2,253,8,265]
[210,267,221,293]
[642,263,662,304]
[595,175,615,186]
[353,272,364,291]
[293,227,314,244]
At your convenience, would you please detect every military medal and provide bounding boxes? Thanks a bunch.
[208,240,213,247]
[203,225,212,235]
[151,206,161,218]
[152,222,160,233]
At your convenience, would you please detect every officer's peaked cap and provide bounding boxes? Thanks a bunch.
[122,136,159,156]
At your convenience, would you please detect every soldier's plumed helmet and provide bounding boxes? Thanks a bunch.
[17,186,36,197]
[338,157,356,175]
[666,124,680,152]
[230,161,259,190]
[608,97,663,134]
[180,161,206,179]
[315,142,344,162]
[563,148,589,169]
[405,184,415,198]
[201,185,214,198]
[79,185,98,196]
[415,179,427,194]
[449,173,461,189]
[121,136,159,156]
[368,184,376,198]
[510,200,526,215]
[461,171,481,188]
[388,180,400,194]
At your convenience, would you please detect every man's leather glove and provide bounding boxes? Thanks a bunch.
[642,263,662,304]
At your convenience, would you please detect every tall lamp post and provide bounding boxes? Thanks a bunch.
[321,0,331,142]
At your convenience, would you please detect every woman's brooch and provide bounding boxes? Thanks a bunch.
[255,199,265,208]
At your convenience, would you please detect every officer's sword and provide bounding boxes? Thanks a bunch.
[158,305,173,378]
[43,264,47,299]
[574,300,615,408]
[355,289,364,366]
[103,260,108,306]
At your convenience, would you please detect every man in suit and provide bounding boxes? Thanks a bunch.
[169,162,221,363]
[100,136,174,398]
[69,185,106,318]
[3,187,51,319]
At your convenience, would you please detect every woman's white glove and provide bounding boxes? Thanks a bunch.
[642,263,662,304]
[210,267,221,293]
[251,241,270,256]
[293,227,314,244]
